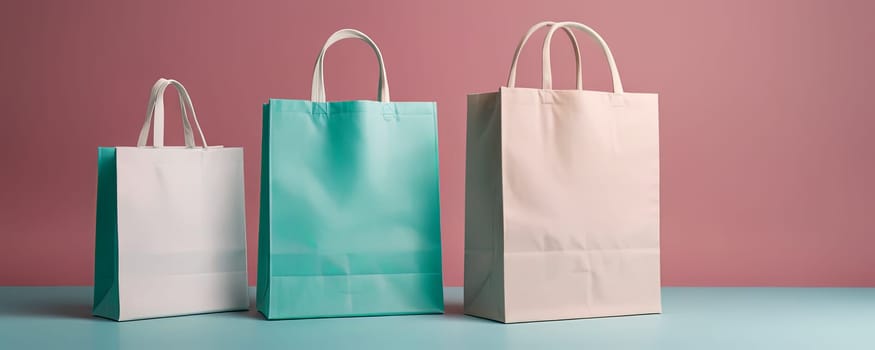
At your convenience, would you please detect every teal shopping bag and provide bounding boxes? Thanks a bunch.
[256,29,443,319]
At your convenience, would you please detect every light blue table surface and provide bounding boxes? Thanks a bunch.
[1,287,873,349]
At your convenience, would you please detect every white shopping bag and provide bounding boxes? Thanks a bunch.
[464,21,661,323]
[93,79,249,321]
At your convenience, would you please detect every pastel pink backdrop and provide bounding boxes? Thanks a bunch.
[1,0,873,286]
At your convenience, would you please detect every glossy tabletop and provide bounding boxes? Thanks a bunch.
[1,287,873,349]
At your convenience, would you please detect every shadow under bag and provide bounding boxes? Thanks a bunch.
[257,29,443,319]
[464,21,661,323]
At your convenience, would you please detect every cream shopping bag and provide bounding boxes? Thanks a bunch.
[93,79,249,321]
[464,21,661,323]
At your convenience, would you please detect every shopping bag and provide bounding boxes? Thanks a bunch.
[93,78,248,321]
[257,29,443,319]
[464,21,661,323]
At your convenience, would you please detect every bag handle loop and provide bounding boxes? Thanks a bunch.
[311,29,390,103]
[542,21,624,93]
[507,21,584,89]
[137,78,208,148]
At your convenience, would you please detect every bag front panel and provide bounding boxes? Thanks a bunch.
[499,87,661,322]
[114,148,248,320]
[263,99,443,318]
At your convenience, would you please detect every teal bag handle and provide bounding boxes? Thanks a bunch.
[137,78,208,148]
[310,29,391,103]
[507,21,585,89]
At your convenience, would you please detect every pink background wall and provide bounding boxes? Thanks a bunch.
[1,0,873,286]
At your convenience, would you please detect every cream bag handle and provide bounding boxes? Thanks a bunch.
[311,29,390,103]
[542,21,624,93]
[507,21,584,89]
[137,78,208,148]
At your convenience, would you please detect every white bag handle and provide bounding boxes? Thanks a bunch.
[139,79,194,147]
[542,21,624,93]
[507,21,584,89]
[137,78,208,148]
[311,29,391,103]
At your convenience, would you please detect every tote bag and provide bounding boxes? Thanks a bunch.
[93,78,249,321]
[257,29,443,319]
[464,21,661,323]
